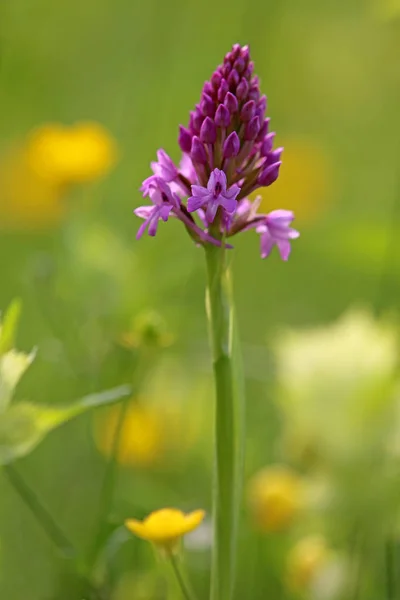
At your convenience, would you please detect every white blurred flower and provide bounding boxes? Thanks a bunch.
[274,309,398,463]
[184,518,213,551]
[287,535,346,599]
[311,556,347,600]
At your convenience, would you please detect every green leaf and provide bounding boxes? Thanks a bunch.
[0,384,131,465]
[0,299,22,356]
[0,348,36,412]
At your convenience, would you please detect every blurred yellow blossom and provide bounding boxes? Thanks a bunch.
[250,138,332,223]
[247,465,303,532]
[25,121,117,185]
[0,122,117,231]
[286,535,330,592]
[94,360,208,467]
[94,402,164,468]
[125,508,205,552]
[0,146,64,230]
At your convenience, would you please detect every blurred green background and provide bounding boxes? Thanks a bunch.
[1,0,400,599]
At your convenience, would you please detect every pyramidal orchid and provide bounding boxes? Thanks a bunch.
[133,45,300,600]
[134,43,299,260]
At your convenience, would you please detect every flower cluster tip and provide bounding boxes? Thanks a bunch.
[134,44,299,260]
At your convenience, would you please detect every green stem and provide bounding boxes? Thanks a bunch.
[168,552,197,600]
[205,243,245,600]
[3,464,76,559]
[87,350,152,570]
[87,394,131,569]
[385,537,400,600]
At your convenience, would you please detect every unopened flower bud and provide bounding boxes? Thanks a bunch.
[224,92,238,114]
[191,136,208,165]
[258,161,281,186]
[233,57,245,73]
[264,147,283,166]
[217,79,229,102]
[227,69,240,88]
[211,72,222,88]
[248,86,260,102]
[200,117,217,144]
[200,94,216,117]
[244,115,260,140]
[178,126,192,153]
[215,104,230,128]
[256,118,270,143]
[236,78,249,100]
[223,131,240,158]
[240,100,256,122]
[203,81,213,96]
[260,133,276,156]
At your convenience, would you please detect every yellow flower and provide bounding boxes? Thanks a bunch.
[250,137,332,224]
[25,121,117,185]
[125,508,205,552]
[94,402,164,468]
[286,535,330,592]
[247,465,303,532]
[0,122,117,231]
[0,146,64,231]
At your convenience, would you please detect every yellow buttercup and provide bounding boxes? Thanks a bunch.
[125,508,205,552]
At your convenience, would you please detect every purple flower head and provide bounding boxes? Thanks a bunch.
[256,210,300,261]
[135,44,299,260]
[176,43,283,201]
[187,168,240,223]
[135,178,180,239]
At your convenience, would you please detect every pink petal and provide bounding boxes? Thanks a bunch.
[267,209,294,228]
[159,204,173,222]
[188,194,209,212]
[147,213,160,236]
[276,239,291,261]
[260,231,275,258]
[287,228,300,240]
[134,205,155,219]
[225,184,240,199]
[209,169,227,194]
[207,170,217,192]
[191,185,210,198]
[136,219,149,240]
[220,196,238,214]
[205,201,219,223]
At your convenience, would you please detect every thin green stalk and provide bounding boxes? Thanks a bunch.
[87,349,151,570]
[205,243,245,600]
[385,537,400,600]
[3,464,76,559]
[168,552,197,600]
[87,394,131,569]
